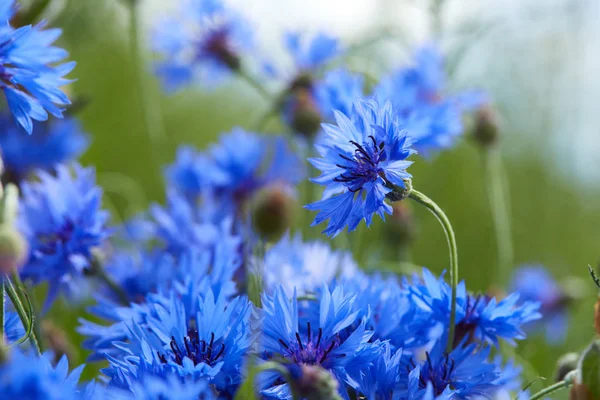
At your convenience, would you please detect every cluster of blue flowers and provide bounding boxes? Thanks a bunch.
[0,0,576,399]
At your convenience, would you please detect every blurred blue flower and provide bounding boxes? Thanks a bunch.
[306,98,415,236]
[102,289,252,397]
[511,265,569,344]
[165,130,304,213]
[314,68,364,122]
[285,32,340,71]
[0,350,85,399]
[261,233,359,296]
[0,114,89,181]
[4,310,25,344]
[152,0,253,91]
[375,45,485,155]
[18,164,110,306]
[0,2,75,134]
[259,284,380,398]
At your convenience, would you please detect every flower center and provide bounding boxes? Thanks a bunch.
[334,136,387,192]
[38,220,76,255]
[453,294,488,347]
[200,27,240,70]
[158,329,226,367]
[277,322,342,365]
[416,353,456,396]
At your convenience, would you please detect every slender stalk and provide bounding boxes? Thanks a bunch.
[128,0,167,148]
[528,379,573,400]
[237,68,272,102]
[431,0,445,39]
[409,188,458,353]
[4,277,41,354]
[482,148,514,285]
[89,258,129,306]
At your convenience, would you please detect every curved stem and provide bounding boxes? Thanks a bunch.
[482,148,514,285]
[409,188,458,353]
[528,379,572,400]
[4,277,41,354]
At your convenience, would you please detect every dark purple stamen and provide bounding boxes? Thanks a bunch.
[158,329,226,367]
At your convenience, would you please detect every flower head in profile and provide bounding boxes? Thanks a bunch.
[375,45,485,155]
[0,114,89,182]
[259,284,380,398]
[152,0,253,90]
[0,2,75,133]
[18,164,110,306]
[306,98,415,236]
[0,350,85,399]
[102,289,252,397]
[511,265,569,343]
[261,233,358,296]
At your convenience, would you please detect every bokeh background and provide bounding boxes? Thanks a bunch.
[24,0,600,389]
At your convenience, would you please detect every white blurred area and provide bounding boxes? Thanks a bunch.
[143,0,600,186]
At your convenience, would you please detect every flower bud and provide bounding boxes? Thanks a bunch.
[289,364,340,400]
[473,105,499,148]
[251,185,296,242]
[555,353,579,382]
[0,226,28,274]
[289,89,322,139]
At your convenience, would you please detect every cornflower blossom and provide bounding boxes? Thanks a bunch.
[0,1,75,133]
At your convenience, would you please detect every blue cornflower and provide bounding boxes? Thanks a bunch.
[102,289,253,397]
[259,284,380,398]
[0,350,85,399]
[152,0,253,91]
[0,2,75,134]
[164,130,304,212]
[18,164,111,306]
[306,98,415,236]
[313,68,364,122]
[511,265,569,344]
[0,114,89,181]
[261,233,358,296]
[401,341,500,399]
[375,45,484,155]
[285,32,340,72]
[409,269,541,348]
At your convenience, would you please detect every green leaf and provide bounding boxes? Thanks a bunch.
[234,360,259,400]
[579,339,600,398]
[10,289,34,347]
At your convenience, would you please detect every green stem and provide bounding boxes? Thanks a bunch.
[91,260,129,306]
[408,188,458,353]
[237,68,272,102]
[431,0,445,39]
[482,148,514,285]
[128,1,167,148]
[528,378,573,400]
[4,277,41,354]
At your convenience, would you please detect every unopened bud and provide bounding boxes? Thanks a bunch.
[473,105,499,147]
[287,88,322,138]
[0,226,28,274]
[290,364,340,400]
[555,353,579,382]
[251,186,296,242]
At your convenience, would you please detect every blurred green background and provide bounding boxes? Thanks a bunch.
[28,0,600,390]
